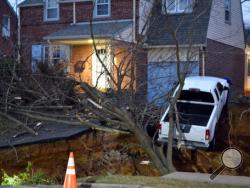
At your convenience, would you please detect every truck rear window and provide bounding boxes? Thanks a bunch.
[179,90,214,103]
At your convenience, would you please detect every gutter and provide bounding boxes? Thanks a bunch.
[200,46,206,76]
[73,1,76,24]
[133,0,136,43]
[17,5,21,63]
[43,35,112,41]
[18,3,43,8]
[18,0,90,8]
[144,44,206,48]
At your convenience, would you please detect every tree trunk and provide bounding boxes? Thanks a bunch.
[167,102,176,172]
[130,122,169,175]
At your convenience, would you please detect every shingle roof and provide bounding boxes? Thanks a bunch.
[44,20,133,40]
[18,0,88,7]
[146,0,213,46]
[18,0,43,7]
[4,0,17,14]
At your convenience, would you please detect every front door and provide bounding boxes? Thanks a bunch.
[92,48,110,89]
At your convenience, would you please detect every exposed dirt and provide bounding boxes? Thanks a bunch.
[0,104,250,183]
[0,132,159,184]
[173,104,250,176]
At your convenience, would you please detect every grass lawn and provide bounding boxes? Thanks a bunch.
[79,175,248,188]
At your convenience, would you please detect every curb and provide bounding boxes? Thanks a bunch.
[80,183,141,188]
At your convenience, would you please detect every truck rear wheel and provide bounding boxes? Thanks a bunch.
[152,130,161,147]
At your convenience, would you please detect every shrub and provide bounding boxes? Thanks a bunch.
[1,162,56,186]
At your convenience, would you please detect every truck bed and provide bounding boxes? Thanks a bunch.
[164,102,214,127]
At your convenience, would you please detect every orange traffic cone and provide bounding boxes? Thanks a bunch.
[63,152,77,188]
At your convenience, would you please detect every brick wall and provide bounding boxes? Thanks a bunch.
[20,5,72,68]
[0,0,17,57]
[206,39,245,96]
[70,45,92,84]
[67,43,147,97]
[75,0,133,22]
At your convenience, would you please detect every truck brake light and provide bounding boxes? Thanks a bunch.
[155,122,162,130]
[205,129,210,140]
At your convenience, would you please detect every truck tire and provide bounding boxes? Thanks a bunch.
[209,136,216,151]
[152,130,161,147]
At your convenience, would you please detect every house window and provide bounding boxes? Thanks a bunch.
[95,0,110,17]
[214,89,219,101]
[225,0,231,23]
[92,47,111,89]
[45,0,59,21]
[166,0,193,14]
[32,44,70,73]
[216,83,223,95]
[51,45,61,64]
[2,16,10,37]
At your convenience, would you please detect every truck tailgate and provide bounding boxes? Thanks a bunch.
[159,102,214,143]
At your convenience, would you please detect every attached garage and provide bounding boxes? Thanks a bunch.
[147,47,200,104]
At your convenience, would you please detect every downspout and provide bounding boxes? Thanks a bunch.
[133,0,136,43]
[73,1,76,24]
[201,46,206,76]
[17,6,21,64]
[244,47,249,93]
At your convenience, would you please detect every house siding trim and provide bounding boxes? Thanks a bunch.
[145,44,206,49]
[207,0,245,50]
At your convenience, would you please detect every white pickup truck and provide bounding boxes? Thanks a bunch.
[157,76,230,149]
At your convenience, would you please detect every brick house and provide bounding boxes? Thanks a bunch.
[0,0,17,58]
[146,0,245,102]
[19,0,246,102]
[18,0,152,94]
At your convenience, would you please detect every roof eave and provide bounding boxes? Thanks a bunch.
[18,3,43,8]
[18,0,92,7]
[144,43,206,48]
[43,35,112,41]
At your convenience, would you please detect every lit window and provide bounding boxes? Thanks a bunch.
[166,0,193,14]
[32,44,70,73]
[2,16,10,37]
[248,59,250,76]
[95,0,110,17]
[45,0,59,21]
[51,46,61,64]
[225,0,231,23]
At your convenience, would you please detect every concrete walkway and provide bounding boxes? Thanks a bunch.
[1,184,140,188]
[163,172,250,187]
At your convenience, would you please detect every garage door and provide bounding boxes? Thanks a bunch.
[147,61,199,105]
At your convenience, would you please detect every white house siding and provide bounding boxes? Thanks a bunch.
[148,47,200,62]
[147,47,200,104]
[139,0,154,35]
[207,0,245,49]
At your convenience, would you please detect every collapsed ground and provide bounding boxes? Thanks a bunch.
[0,103,250,184]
